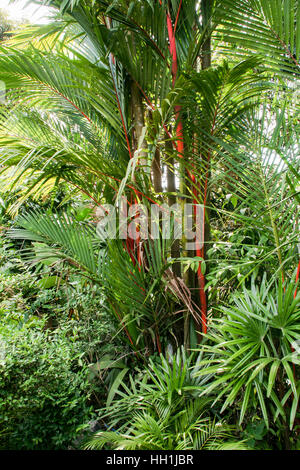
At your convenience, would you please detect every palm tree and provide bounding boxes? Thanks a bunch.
[194,275,300,448]
[0,0,299,354]
[84,347,249,450]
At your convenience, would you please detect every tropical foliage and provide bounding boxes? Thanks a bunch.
[195,276,300,447]
[0,0,299,451]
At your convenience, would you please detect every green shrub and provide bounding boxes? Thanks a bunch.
[0,323,93,450]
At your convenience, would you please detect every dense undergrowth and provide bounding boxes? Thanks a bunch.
[0,235,126,449]
[0,236,299,450]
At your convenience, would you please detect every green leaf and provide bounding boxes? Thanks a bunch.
[239,382,252,425]
[267,360,280,397]
[255,381,269,429]
[106,368,129,408]
[37,276,62,289]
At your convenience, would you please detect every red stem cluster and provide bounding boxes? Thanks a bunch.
[164,1,207,335]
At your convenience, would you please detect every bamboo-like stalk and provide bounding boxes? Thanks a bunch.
[152,147,163,194]
[196,0,213,335]
[294,260,300,299]
[164,0,209,338]
[165,137,181,278]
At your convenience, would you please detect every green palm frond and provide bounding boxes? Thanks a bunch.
[85,406,247,450]
[7,210,100,276]
[0,46,122,138]
[215,0,300,78]
[194,275,300,430]
[177,92,299,284]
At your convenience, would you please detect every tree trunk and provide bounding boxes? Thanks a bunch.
[165,136,181,278]
[131,81,147,164]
